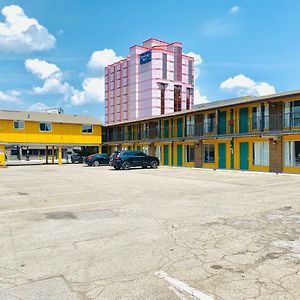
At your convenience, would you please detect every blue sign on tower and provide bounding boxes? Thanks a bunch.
[140,51,152,65]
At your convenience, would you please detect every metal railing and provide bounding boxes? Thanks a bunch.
[103,113,300,143]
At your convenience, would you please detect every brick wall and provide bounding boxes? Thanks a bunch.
[269,135,282,173]
[149,143,155,156]
[269,101,282,131]
[194,140,203,168]
[195,114,203,136]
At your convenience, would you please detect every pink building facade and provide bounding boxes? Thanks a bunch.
[105,38,194,124]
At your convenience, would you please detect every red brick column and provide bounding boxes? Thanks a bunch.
[194,140,203,168]
[149,143,155,156]
[269,135,283,173]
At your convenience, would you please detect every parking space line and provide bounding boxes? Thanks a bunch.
[156,271,214,300]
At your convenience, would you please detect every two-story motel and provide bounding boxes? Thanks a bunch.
[102,89,300,173]
[1,90,299,173]
[0,110,102,167]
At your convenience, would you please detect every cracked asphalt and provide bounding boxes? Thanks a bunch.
[0,165,299,300]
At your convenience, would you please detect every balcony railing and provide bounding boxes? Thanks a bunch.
[103,113,300,143]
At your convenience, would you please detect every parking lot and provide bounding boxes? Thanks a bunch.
[0,165,299,300]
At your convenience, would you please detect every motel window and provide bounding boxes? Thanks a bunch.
[155,146,162,161]
[253,142,269,166]
[13,120,24,129]
[204,144,215,163]
[252,104,269,130]
[142,146,149,155]
[252,107,258,130]
[185,145,195,163]
[162,53,167,79]
[40,122,52,132]
[160,83,165,115]
[186,115,195,136]
[284,141,300,167]
[186,88,192,110]
[204,113,215,134]
[284,100,300,128]
[82,125,93,133]
[174,85,182,112]
[188,60,193,84]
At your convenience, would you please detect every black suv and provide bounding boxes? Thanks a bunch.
[111,150,159,170]
[71,152,83,163]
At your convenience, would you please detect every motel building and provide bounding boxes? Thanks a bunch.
[0,110,102,167]
[102,90,300,174]
[1,37,299,174]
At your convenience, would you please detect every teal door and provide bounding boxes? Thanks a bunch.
[239,142,249,170]
[177,118,183,137]
[163,145,169,165]
[177,145,182,166]
[128,126,132,140]
[218,143,226,169]
[239,108,249,133]
[218,111,227,134]
[164,120,169,138]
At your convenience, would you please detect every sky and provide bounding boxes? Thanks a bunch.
[0,0,300,121]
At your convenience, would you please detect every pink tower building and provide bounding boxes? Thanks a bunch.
[105,38,194,124]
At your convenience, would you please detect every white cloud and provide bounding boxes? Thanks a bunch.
[24,57,105,106]
[194,87,209,105]
[0,90,22,103]
[0,5,55,52]
[185,52,203,66]
[25,58,60,79]
[33,78,72,95]
[220,74,276,96]
[24,58,73,97]
[71,77,104,106]
[229,6,240,15]
[87,49,124,70]
[29,102,49,111]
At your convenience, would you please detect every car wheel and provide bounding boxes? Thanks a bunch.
[150,160,158,169]
[122,161,130,170]
[93,161,100,167]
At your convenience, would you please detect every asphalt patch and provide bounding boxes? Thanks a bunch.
[45,211,77,220]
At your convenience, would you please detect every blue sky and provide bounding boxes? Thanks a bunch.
[0,0,300,120]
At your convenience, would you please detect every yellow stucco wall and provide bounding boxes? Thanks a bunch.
[234,137,270,172]
[0,120,101,145]
[154,142,172,166]
[202,139,231,169]
[173,141,196,167]
[0,144,5,167]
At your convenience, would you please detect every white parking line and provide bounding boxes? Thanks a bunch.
[0,200,104,215]
[156,271,214,300]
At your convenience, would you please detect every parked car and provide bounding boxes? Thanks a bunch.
[109,151,120,166]
[71,152,83,164]
[84,153,109,166]
[111,150,159,170]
